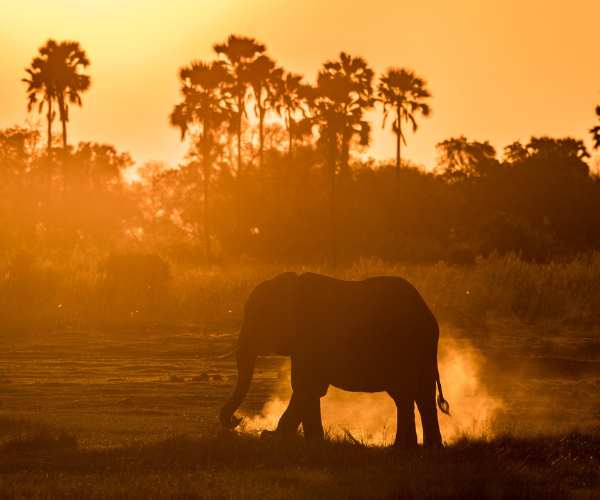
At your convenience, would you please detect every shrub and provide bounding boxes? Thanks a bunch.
[97,252,171,327]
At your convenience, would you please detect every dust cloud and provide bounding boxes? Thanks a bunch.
[241,339,504,445]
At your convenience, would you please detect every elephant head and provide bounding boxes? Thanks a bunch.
[219,272,298,429]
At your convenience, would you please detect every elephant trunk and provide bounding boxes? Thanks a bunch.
[219,347,256,429]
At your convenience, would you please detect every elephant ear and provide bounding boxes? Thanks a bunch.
[271,272,300,348]
[275,272,299,316]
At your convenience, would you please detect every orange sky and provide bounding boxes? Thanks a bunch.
[1,0,599,169]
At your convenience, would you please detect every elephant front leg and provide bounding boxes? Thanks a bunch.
[273,392,302,436]
[264,391,323,441]
[290,355,327,441]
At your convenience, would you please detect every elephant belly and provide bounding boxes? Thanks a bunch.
[329,378,388,393]
[324,355,415,394]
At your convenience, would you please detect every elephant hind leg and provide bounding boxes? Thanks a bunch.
[388,392,417,449]
[299,394,324,441]
[416,387,443,449]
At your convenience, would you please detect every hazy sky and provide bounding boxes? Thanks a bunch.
[1,0,599,169]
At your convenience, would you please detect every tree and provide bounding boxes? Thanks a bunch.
[274,72,312,157]
[307,53,374,265]
[436,136,498,182]
[213,35,266,231]
[70,142,132,189]
[23,40,57,153]
[245,55,282,169]
[503,141,529,165]
[500,137,593,252]
[522,137,590,180]
[590,106,600,150]
[0,126,40,179]
[526,137,589,161]
[378,68,431,177]
[23,39,90,152]
[317,52,374,175]
[170,60,230,259]
[53,41,90,150]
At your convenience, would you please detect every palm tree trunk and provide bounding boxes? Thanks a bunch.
[329,134,337,268]
[258,106,265,170]
[201,119,211,261]
[57,94,68,151]
[340,127,350,177]
[61,117,67,150]
[203,165,211,261]
[287,109,293,158]
[236,96,243,234]
[46,97,53,154]
[396,104,401,177]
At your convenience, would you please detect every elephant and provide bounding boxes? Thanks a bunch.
[219,272,450,448]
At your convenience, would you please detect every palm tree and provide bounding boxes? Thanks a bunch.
[378,68,431,176]
[275,72,312,157]
[170,60,230,259]
[213,35,266,230]
[591,106,600,150]
[23,40,58,153]
[246,55,282,169]
[23,39,90,153]
[309,52,374,265]
[318,52,374,175]
[53,41,91,150]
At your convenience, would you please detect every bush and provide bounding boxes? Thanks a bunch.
[0,252,59,333]
[2,252,600,333]
[97,252,171,327]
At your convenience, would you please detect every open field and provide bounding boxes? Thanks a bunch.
[0,324,599,498]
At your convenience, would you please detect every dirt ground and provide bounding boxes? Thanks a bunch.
[1,324,598,445]
[0,324,599,499]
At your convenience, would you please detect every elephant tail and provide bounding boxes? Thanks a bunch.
[435,362,450,415]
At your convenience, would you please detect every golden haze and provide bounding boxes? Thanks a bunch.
[1,0,599,168]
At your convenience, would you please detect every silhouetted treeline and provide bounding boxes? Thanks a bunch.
[5,35,600,265]
[1,125,599,264]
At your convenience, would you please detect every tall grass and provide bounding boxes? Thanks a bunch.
[345,254,600,326]
[2,252,600,334]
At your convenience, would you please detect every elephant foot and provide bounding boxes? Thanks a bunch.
[392,441,418,451]
[260,429,277,440]
[303,430,325,442]
[393,430,418,450]
[260,429,300,442]
[423,440,444,450]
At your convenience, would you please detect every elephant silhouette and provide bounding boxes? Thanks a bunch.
[220,272,450,448]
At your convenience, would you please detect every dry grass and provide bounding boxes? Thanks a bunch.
[3,252,600,333]
[0,325,598,498]
[1,254,599,497]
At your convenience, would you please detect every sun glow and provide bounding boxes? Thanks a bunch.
[1,1,598,170]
